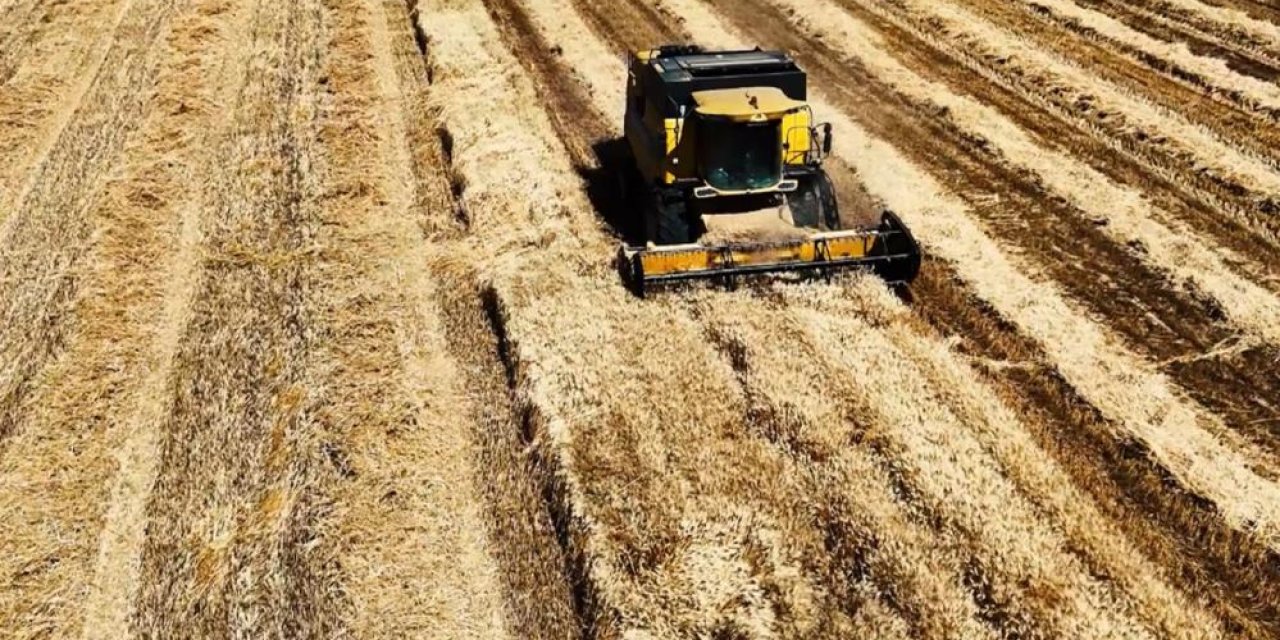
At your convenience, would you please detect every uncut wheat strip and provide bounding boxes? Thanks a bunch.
[1027,0,1280,111]
[1161,0,1280,51]
[0,0,132,232]
[0,0,227,637]
[813,279,1226,638]
[887,0,1280,199]
[424,3,891,636]
[668,0,1280,549]
[765,0,1280,352]
[766,284,1153,638]
[130,1,343,637]
[315,0,529,636]
[692,291,1000,640]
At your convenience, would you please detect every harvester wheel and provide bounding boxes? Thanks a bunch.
[790,170,841,231]
[647,189,692,245]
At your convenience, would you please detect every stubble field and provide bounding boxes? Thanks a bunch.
[1,0,1279,638]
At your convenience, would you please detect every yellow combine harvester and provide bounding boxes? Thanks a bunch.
[617,45,921,294]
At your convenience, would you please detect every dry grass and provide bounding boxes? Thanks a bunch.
[1027,0,1280,110]
[885,0,1280,199]
[764,0,1280,350]
[0,0,131,227]
[664,0,1280,553]
[1160,0,1280,50]
[127,1,341,637]
[1,0,1278,637]
[311,0,580,636]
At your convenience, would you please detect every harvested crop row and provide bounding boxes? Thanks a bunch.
[1071,0,1280,83]
[558,0,1280,631]
[311,0,578,636]
[1158,0,1280,51]
[0,1,253,636]
[658,0,1280,552]
[957,0,1280,165]
[128,1,344,637]
[847,0,1280,240]
[0,0,176,456]
[744,0,1280,459]
[1012,0,1280,111]
[691,0,1280,464]
[907,264,1280,639]
[828,0,1280,289]
[0,0,131,224]
[427,1,918,636]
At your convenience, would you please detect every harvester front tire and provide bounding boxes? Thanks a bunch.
[790,171,841,231]
[648,190,692,245]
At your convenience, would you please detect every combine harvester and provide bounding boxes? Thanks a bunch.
[617,45,921,294]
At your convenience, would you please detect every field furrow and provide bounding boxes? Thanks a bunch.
[129,1,343,636]
[1162,0,1280,47]
[1074,0,1280,83]
[957,0,1280,165]
[312,0,579,635]
[908,264,1280,638]
[0,2,253,637]
[691,0,1280,466]
[0,0,177,461]
[847,0,1280,243]
[0,0,132,225]
[1024,0,1280,110]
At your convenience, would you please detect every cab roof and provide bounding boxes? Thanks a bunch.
[692,87,806,118]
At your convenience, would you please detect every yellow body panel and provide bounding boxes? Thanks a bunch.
[691,87,805,119]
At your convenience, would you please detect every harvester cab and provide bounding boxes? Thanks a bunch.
[617,45,921,294]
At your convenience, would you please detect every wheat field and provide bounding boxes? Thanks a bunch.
[1,0,1278,638]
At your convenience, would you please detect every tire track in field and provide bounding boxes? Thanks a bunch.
[850,0,1280,245]
[0,0,176,458]
[959,0,1280,165]
[0,0,132,228]
[0,2,251,636]
[131,1,342,637]
[702,0,1280,466]
[1075,0,1280,82]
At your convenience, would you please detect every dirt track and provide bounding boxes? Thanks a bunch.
[1,0,1279,638]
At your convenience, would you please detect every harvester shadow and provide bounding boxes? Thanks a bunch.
[578,137,645,246]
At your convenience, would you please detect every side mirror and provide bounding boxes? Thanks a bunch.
[821,123,834,156]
